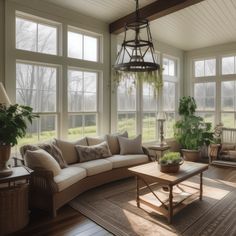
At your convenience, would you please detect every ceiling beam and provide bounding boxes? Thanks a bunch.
[109,0,204,34]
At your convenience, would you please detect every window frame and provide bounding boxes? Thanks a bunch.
[15,11,61,56]
[67,25,102,63]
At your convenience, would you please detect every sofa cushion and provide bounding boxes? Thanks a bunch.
[38,143,68,168]
[75,141,112,163]
[54,167,87,192]
[25,149,61,176]
[55,138,88,164]
[118,135,144,155]
[87,137,105,146]
[106,154,149,168]
[105,131,128,155]
[72,159,112,176]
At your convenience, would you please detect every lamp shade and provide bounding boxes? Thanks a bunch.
[157,111,166,121]
[0,83,11,105]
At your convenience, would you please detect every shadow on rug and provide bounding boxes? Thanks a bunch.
[69,176,236,236]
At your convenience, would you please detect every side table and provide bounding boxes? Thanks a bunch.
[148,144,170,162]
[0,166,33,235]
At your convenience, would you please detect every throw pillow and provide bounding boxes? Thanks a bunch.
[38,143,68,168]
[75,141,112,163]
[55,137,88,164]
[20,145,39,158]
[118,135,144,155]
[25,149,61,176]
[105,131,128,155]
[87,136,105,146]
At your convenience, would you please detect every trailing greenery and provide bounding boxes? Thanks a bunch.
[160,152,182,165]
[113,69,163,94]
[0,104,38,146]
[174,96,214,150]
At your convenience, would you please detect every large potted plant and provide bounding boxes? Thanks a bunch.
[174,96,214,162]
[0,104,38,177]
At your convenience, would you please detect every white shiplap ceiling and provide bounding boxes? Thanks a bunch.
[44,0,236,50]
[45,0,156,23]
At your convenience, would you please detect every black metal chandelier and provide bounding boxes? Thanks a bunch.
[114,0,160,72]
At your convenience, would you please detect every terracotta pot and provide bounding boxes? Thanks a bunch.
[182,149,201,162]
[0,145,12,177]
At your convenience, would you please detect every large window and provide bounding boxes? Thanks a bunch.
[194,59,216,77]
[68,28,99,62]
[16,15,58,55]
[142,83,157,141]
[16,62,57,145]
[68,69,98,139]
[193,57,216,126]
[116,55,179,141]
[117,78,136,137]
[12,11,103,146]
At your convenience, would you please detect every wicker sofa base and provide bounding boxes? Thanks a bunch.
[30,166,138,217]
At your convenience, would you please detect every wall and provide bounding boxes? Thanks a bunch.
[0,0,4,84]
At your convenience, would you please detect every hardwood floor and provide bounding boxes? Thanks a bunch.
[11,165,236,236]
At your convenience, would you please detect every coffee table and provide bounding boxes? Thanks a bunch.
[128,161,208,223]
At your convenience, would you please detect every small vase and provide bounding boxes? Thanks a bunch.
[0,145,13,177]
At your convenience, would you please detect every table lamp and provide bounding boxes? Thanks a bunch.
[157,111,167,146]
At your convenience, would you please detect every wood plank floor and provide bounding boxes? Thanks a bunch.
[11,165,236,236]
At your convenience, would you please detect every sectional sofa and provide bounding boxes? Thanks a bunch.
[21,134,150,217]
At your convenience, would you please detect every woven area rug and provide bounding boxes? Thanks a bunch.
[69,176,236,236]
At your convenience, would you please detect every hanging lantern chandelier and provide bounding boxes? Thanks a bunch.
[114,0,160,72]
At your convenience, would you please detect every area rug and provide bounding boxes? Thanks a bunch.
[69,176,236,236]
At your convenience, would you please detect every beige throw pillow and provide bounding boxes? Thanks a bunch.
[25,149,61,176]
[75,141,112,163]
[55,138,88,164]
[105,131,128,155]
[87,136,105,146]
[118,135,144,155]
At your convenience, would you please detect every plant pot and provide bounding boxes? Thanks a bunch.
[0,145,12,177]
[160,164,180,173]
[182,149,201,162]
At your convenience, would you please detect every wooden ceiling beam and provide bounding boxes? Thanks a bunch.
[109,0,204,34]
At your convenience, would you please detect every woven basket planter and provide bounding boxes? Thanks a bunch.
[0,184,29,235]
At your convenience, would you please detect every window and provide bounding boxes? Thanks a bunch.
[221,81,236,128]
[194,82,216,125]
[163,58,176,76]
[163,82,176,138]
[68,69,98,139]
[194,59,216,77]
[117,78,136,137]
[142,83,157,141]
[68,29,99,62]
[16,16,58,55]
[16,62,57,144]
[222,56,236,75]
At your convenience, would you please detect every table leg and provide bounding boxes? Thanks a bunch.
[200,172,203,200]
[136,176,140,208]
[168,185,173,224]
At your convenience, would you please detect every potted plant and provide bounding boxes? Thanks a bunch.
[159,152,183,173]
[0,104,38,177]
[174,96,214,162]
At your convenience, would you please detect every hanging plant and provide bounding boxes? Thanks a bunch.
[113,68,163,95]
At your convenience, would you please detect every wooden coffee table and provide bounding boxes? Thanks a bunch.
[128,161,208,223]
